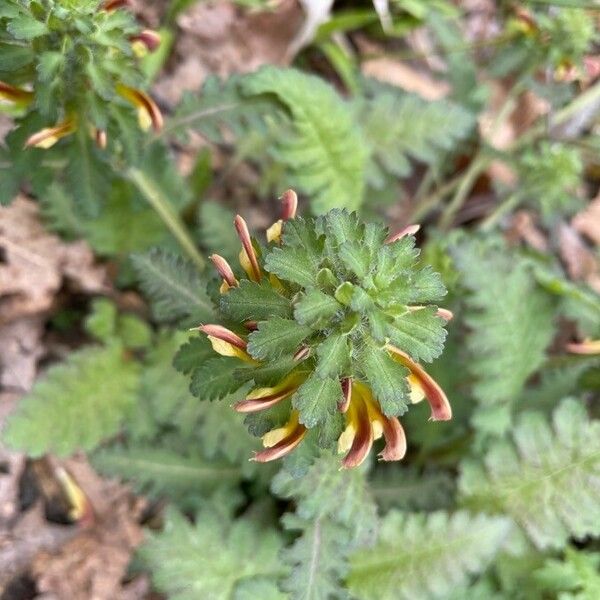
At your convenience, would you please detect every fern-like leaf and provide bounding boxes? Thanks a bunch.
[93,445,241,509]
[242,66,368,213]
[4,343,139,456]
[459,399,600,549]
[357,81,475,189]
[452,236,554,405]
[347,511,511,600]
[138,507,285,600]
[131,248,215,324]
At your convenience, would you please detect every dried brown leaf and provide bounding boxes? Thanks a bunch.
[0,196,108,324]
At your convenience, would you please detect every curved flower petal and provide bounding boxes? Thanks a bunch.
[253,412,307,462]
[341,386,374,469]
[566,339,600,355]
[210,254,238,289]
[25,118,76,149]
[115,84,163,132]
[387,345,452,421]
[198,324,253,362]
[130,30,161,55]
[234,373,303,413]
[0,81,33,107]
[385,224,420,244]
[377,416,407,461]
[234,215,261,281]
[339,377,352,413]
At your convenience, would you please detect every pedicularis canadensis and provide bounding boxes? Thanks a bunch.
[191,191,453,468]
[0,0,162,149]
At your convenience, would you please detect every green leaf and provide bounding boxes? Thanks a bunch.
[370,467,455,512]
[360,346,410,417]
[36,51,63,82]
[274,453,378,599]
[385,307,447,363]
[265,246,319,288]
[452,236,554,404]
[38,182,84,239]
[534,547,600,599]
[281,515,351,600]
[220,279,292,322]
[138,508,284,600]
[316,333,349,378]
[347,511,511,600]
[0,43,34,71]
[131,249,214,324]
[198,201,240,264]
[357,82,474,188]
[338,241,371,278]
[66,132,110,218]
[292,375,341,428]
[243,67,368,213]
[4,344,139,457]
[247,318,312,360]
[93,445,241,507]
[8,15,47,40]
[84,298,117,343]
[459,399,600,549]
[173,335,215,375]
[294,289,342,327]
[190,357,243,401]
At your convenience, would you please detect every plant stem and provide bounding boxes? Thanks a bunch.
[438,153,489,230]
[480,191,523,231]
[127,167,206,271]
[409,171,463,223]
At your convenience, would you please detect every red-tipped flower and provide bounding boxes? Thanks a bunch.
[387,345,452,421]
[130,30,161,52]
[385,223,421,244]
[115,84,163,132]
[234,215,262,282]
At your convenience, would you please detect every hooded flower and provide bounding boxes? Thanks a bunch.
[192,191,452,467]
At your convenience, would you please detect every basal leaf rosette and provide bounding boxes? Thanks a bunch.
[0,0,162,149]
[194,191,452,468]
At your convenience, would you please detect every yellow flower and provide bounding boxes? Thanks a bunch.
[115,84,163,132]
[25,117,76,149]
[338,380,406,468]
[253,411,307,463]
[0,81,33,108]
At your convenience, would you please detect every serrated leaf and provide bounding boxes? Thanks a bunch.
[265,246,319,288]
[220,279,291,322]
[452,236,554,404]
[138,508,284,600]
[347,511,511,600]
[294,289,341,327]
[4,343,139,457]
[385,307,447,363]
[131,249,214,324]
[173,335,215,374]
[339,241,371,278]
[247,318,311,360]
[459,399,600,549]
[243,67,368,213]
[8,14,47,39]
[360,347,410,417]
[316,333,349,378]
[292,375,341,428]
[190,357,243,400]
[93,445,241,507]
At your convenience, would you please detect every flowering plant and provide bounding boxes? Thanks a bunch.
[189,191,452,467]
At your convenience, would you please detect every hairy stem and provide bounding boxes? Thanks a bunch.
[127,167,205,271]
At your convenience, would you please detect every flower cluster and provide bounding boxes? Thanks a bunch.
[191,192,452,468]
[0,0,162,149]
